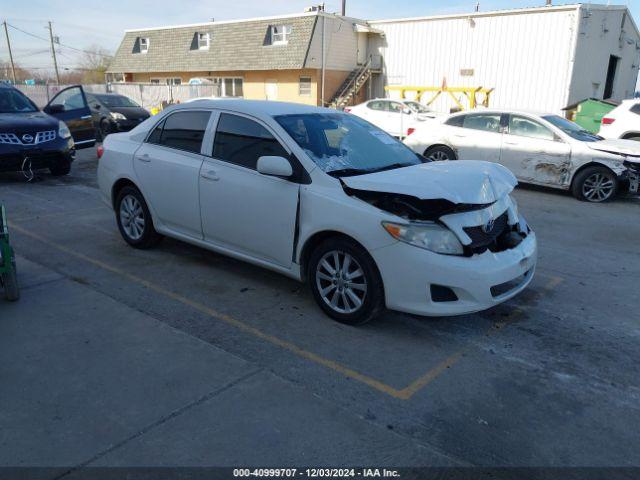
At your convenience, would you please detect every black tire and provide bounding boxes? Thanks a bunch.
[2,258,19,302]
[571,165,618,203]
[100,119,112,140]
[115,186,163,249]
[50,161,71,176]
[424,145,457,162]
[308,237,385,325]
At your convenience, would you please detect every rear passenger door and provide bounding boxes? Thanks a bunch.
[199,112,299,268]
[446,112,503,162]
[133,110,211,238]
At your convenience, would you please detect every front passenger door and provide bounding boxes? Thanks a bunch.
[43,86,95,148]
[199,113,299,268]
[502,114,571,186]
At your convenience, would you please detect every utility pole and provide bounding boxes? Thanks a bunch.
[48,21,60,84]
[2,21,17,84]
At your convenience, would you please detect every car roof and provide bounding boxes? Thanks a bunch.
[171,99,339,118]
[448,108,555,118]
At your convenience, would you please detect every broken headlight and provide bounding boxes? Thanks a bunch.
[382,221,464,255]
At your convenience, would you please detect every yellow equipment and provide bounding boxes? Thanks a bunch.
[384,85,494,111]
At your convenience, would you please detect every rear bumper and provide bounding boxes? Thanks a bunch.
[0,138,75,173]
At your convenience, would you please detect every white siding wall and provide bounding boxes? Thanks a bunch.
[569,7,640,104]
[306,15,360,71]
[370,8,580,114]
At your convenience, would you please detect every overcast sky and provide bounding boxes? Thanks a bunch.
[1,0,638,74]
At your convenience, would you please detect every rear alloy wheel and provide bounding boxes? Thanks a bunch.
[115,186,162,248]
[308,238,384,325]
[572,166,618,203]
[424,145,457,162]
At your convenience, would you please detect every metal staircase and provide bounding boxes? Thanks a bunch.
[329,57,372,110]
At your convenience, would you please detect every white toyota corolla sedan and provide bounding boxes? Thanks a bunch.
[97,100,537,325]
[404,109,640,202]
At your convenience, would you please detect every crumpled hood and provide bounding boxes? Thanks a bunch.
[341,160,517,204]
[588,139,640,157]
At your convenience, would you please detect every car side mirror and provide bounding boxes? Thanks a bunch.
[403,108,412,115]
[257,156,293,178]
[46,104,65,114]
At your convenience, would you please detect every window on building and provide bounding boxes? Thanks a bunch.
[149,78,161,85]
[140,38,149,53]
[213,113,288,169]
[153,111,211,153]
[198,33,210,50]
[165,78,182,86]
[271,25,292,45]
[108,73,126,83]
[208,77,243,97]
[299,77,311,96]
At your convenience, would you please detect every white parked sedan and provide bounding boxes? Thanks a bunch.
[98,100,536,325]
[345,98,438,138]
[404,109,640,202]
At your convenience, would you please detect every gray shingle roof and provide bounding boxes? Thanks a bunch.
[107,15,317,73]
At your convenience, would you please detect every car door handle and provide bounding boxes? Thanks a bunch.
[453,133,467,138]
[136,153,151,163]
[504,140,519,145]
[200,169,219,181]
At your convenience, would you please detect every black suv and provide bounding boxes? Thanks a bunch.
[0,84,95,176]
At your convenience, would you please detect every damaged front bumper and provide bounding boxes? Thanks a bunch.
[372,231,537,316]
[623,160,640,193]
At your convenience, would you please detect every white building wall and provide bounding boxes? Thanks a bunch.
[568,6,640,105]
[306,15,361,71]
[369,6,596,114]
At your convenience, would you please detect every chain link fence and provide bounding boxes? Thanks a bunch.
[14,83,222,111]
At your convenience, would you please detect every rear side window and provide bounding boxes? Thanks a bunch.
[147,119,165,144]
[153,111,211,153]
[462,113,501,133]
[629,103,640,115]
[367,101,388,111]
[445,115,465,127]
[213,113,288,170]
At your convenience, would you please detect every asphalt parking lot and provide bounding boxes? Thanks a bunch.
[1,147,639,473]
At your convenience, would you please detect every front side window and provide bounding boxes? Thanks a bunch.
[508,115,554,140]
[213,113,288,169]
[0,88,38,113]
[388,102,405,114]
[271,25,292,44]
[198,33,210,50]
[51,87,86,112]
[462,113,501,133]
[153,111,211,153]
[299,77,311,96]
[275,113,421,176]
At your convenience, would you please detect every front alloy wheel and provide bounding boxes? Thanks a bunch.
[315,250,367,315]
[572,166,618,203]
[308,238,385,325]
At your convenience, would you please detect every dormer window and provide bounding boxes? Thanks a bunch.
[139,37,149,53]
[271,25,291,45]
[197,33,210,50]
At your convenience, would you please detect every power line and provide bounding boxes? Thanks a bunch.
[6,22,113,57]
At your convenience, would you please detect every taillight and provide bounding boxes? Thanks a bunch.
[601,117,615,125]
[407,127,415,136]
[97,145,104,159]
[344,107,352,113]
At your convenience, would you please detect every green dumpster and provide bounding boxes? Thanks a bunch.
[563,98,619,134]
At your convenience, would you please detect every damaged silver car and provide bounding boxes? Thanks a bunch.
[404,109,640,202]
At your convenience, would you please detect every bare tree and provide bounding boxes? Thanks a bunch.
[79,45,112,84]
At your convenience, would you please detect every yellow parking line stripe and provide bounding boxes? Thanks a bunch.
[9,222,408,400]
[9,222,565,401]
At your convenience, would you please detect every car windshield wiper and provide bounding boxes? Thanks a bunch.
[365,163,414,174]
[325,168,371,178]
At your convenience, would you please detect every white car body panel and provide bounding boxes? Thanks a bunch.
[98,99,537,317]
[598,100,640,140]
[346,99,439,137]
[404,109,639,191]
